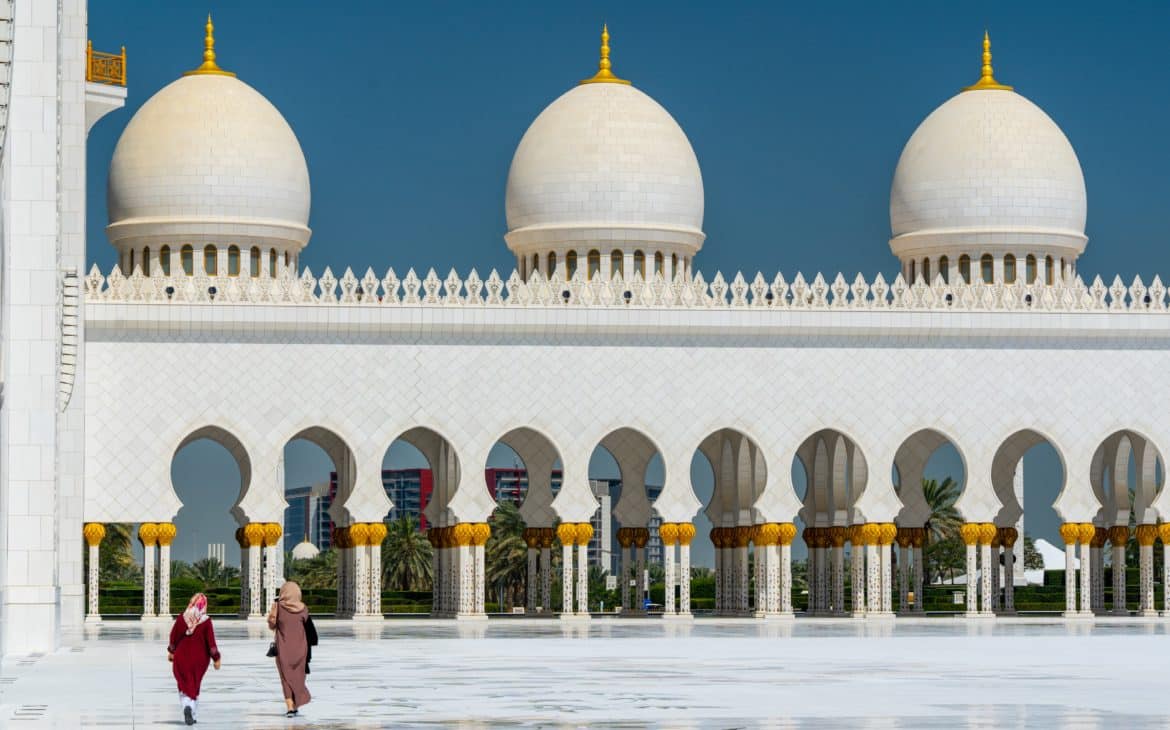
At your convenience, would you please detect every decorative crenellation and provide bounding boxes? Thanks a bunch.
[83,264,1170,314]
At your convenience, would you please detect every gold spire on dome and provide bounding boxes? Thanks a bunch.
[963,31,1012,91]
[182,13,236,77]
[579,24,631,85]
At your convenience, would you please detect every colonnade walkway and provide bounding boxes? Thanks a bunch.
[3,618,1169,728]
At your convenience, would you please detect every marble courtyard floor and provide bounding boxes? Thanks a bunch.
[1,617,1169,729]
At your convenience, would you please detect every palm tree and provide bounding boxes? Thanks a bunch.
[288,549,337,589]
[98,523,139,583]
[185,557,238,590]
[381,515,433,591]
[921,477,962,544]
[485,503,527,609]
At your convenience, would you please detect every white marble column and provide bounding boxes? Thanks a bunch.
[541,542,553,612]
[897,543,909,614]
[142,543,156,619]
[664,540,677,615]
[472,542,484,615]
[86,540,101,621]
[766,543,781,614]
[370,540,383,616]
[754,538,769,615]
[1062,529,1078,617]
[1162,536,1170,617]
[990,543,1000,613]
[158,542,172,618]
[880,541,893,615]
[248,543,263,617]
[737,544,750,614]
[815,545,828,613]
[1111,530,1127,615]
[1137,526,1157,616]
[239,534,251,618]
[912,542,925,613]
[831,543,845,615]
[964,541,978,617]
[1079,534,1093,616]
[851,534,866,617]
[780,540,794,615]
[459,542,474,616]
[353,536,370,617]
[575,541,589,615]
[866,541,881,614]
[679,542,692,615]
[562,541,574,614]
[527,545,538,612]
[264,543,279,611]
[979,541,993,615]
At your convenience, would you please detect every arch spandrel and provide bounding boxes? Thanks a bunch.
[495,425,564,528]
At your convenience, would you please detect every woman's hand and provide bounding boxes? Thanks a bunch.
[167,651,174,663]
[213,658,221,670]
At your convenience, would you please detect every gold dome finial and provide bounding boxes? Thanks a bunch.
[183,13,236,77]
[580,24,631,85]
[963,30,1011,91]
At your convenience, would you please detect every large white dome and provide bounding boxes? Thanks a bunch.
[889,88,1087,258]
[504,57,705,257]
[107,70,311,251]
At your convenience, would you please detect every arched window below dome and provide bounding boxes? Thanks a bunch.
[129,249,135,273]
[908,259,916,282]
[1026,255,1037,285]
[958,254,970,284]
[284,251,290,269]
[143,247,151,276]
[611,250,624,279]
[181,245,194,276]
[531,254,539,278]
[250,247,261,277]
[980,254,993,284]
[654,252,664,276]
[160,246,171,276]
[269,249,277,278]
[566,250,578,279]
[938,255,949,284]
[203,245,217,275]
[1060,257,1066,281]
[1045,256,1054,286]
[228,246,240,276]
[921,258,931,283]
[671,254,678,279]
[587,250,601,281]
[547,252,557,279]
[1004,254,1016,284]
[634,250,645,279]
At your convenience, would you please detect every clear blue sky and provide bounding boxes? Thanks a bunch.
[91,1,1166,565]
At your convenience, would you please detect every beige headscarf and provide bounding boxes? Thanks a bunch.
[278,580,306,613]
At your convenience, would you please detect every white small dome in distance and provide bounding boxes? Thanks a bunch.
[291,539,320,561]
[106,17,311,255]
[889,34,1087,276]
[504,27,704,273]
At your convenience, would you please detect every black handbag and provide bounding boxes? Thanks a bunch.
[266,641,277,658]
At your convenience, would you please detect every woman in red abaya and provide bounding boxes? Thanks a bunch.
[167,592,221,726]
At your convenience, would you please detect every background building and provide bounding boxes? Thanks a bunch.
[283,482,332,552]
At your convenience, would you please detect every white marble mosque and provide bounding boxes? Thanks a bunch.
[4,2,1170,660]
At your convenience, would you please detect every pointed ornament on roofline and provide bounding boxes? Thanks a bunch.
[580,24,631,86]
[183,13,237,77]
[962,30,1012,91]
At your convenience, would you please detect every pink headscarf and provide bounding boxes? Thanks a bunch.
[183,593,209,634]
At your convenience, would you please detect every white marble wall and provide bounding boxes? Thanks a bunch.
[1,1,64,655]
